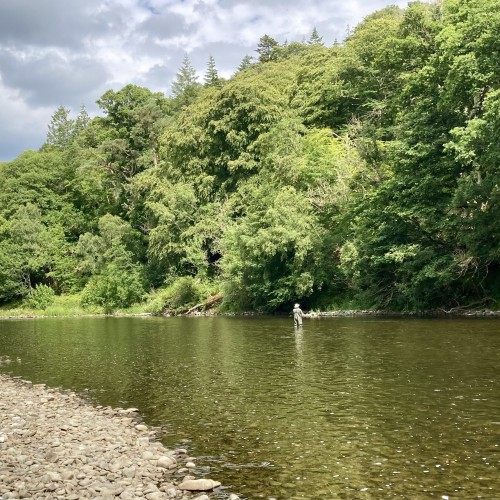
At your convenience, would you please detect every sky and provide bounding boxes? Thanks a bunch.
[0,0,409,162]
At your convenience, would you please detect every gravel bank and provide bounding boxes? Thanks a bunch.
[0,372,227,500]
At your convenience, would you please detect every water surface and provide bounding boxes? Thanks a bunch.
[0,316,499,499]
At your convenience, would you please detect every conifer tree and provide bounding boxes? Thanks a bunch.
[74,105,90,136]
[204,55,221,87]
[46,106,74,148]
[171,54,200,107]
[308,27,323,45]
[256,34,279,62]
[237,54,253,72]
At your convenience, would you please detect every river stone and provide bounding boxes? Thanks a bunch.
[47,471,62,482]
[157,456,176,468]
[178,479,221,491]
[123,466,137,478]
[165,487,178,498]
[145,493,164,500]
[0,373,224,499]
[119,490,135,499]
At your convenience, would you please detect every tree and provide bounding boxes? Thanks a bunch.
[220,183,321,311]
[0,204,72,301]
[171,54,201,108]
[3,0,500,313]
[133,175,203,276]
[290,45,352,129]
[335,1,486,310]
[80,259,144,312]
[204,55,222,87]
[308,27,323,45]
[45,106,75,148]
[77,214,145,311]
[440,0,500,299]
[236,54,253,72]
[163,60,298,201]
[45,105,90,150]
[0,216,24,302]
[0,149,87,233]
[256,34,279,63]
[77,85,172,219]
[73,105,90,136]
[0,211,37,301]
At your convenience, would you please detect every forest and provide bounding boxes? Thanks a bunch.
[1,0,499,314]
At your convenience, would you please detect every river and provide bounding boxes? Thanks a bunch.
[0,316,499,499]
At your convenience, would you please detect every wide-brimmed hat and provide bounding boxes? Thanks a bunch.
[294,303,300,307]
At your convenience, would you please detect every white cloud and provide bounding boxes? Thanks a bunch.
[0,0,409,161]
[0,82,53,160]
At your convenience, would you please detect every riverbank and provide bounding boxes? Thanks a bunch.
[0,372,228,500]
[0,293,148,320]
[2,295,500,320]
[305,308,500,318]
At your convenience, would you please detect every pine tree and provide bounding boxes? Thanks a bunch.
[171,54,200,107]
[204,55,221,87]
[74,105,90,136]
[236,54,253,72]
[256,34,279,63]
[46,106,75,148]
[308,27,323,45]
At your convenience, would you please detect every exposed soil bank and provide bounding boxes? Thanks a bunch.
[0,372,226,499]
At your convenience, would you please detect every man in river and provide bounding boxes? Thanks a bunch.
[293,303,303,327]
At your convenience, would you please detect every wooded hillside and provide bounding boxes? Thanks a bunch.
[1,0,499,313]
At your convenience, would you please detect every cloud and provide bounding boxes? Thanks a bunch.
[135,10,189,40]
[137,62,178,92]
[0,83,53,160]
[0,0,125,50]
[0,0,409,161]
[0,48,110,108]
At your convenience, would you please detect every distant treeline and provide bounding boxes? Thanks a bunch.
[1,0,499,314]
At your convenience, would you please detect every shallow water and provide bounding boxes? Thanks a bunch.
[0,316,499,499]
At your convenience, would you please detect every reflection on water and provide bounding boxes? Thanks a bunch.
[0,316,499,499]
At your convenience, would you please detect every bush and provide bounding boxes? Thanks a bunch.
[168,277,201,310]
[144,288,174,315]
[145,277,218,314]
[81,263,144,312]
[24,284,56,310]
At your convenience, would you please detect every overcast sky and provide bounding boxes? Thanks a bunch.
[0,0,409,162]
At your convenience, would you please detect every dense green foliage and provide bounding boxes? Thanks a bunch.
[1,0,500,313]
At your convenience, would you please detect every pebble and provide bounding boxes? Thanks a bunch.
[0,373,221,499]
[178,479,221,491]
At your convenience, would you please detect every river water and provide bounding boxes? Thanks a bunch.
[0,316,499,499]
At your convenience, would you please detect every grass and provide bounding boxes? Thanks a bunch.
[0,294,151,318]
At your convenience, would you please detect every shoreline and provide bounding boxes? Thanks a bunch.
[0,372,228,500]
[2,308,500,321]
[304,308,500,318]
